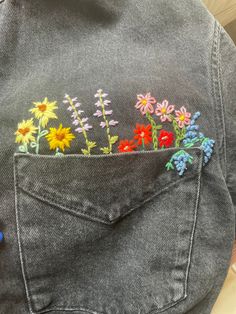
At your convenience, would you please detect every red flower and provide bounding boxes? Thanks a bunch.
[118,139,137,153]
[133,124,152,146]
[158,130,174,148]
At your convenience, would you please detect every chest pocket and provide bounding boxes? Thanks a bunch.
[14,147,203,314]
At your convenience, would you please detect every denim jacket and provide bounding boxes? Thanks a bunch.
[0,0,236,313]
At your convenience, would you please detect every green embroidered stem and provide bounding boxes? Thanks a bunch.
[99,96,114,154]
[142,138,145,151]
[35,118,42,154]
[34,118,49,154]
[66,95,96,155]
[55,147,64,156]
[169,114,186,147]
[145,112,161,151]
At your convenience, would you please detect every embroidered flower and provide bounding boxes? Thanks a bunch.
[94,89,108,98]
[155,100,175,122]
[183,112,202,147]
[109,120,119,126]
[46,123,75,154]
[29,98,58,128]
[94,89,119,154]
[158,130,174,148]
[133,124,152,146]
[201,138,215,165]
[182,111,215,165]
[15,118,37,145]
[135,93,156,115]
[64,94,96,155]
[14,90,214,177]
[118,140,137,153]
[135,93,162,150]
[175,106,191,128]
[166,150,193,176]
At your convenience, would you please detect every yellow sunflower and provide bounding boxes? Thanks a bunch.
[15,118,38,144]
[29,97,58,128]
[46,124,75,152]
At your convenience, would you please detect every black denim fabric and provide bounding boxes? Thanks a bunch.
[0,1,236,314]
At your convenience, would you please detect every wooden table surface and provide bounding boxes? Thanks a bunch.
[203,0,236,26]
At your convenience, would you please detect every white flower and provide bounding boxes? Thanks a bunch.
[71,112,77,119]
[105,110,112,115]
[109,120,118,126]
[93,110,103,117]
[75,127,83,133]
[72,119,79,126]
[95,101,102,107]
[84,123,93,131]
[100,121,106,128]
[95,89,108,98]
[103,100,111,106]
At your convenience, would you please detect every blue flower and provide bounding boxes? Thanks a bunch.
[201,138,215,165]
[166,150,193,176]
[183,111,202,147]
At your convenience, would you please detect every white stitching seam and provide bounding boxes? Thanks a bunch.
[13,155,34,314]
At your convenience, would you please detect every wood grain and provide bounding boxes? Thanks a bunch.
[203,0,236,26]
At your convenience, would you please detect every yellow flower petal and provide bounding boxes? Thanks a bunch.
[29,98,58,127]
[45,124,75,152]
[15,118,38,144]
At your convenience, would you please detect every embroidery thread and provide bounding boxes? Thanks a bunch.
[14,91,215,175]
[118,93,215,175]
[63,94,96,155]
[46,124,75,156]
[93,89,119,154]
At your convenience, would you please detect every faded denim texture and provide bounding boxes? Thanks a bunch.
[0,0,236,314]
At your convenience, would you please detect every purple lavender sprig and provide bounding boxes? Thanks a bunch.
[94,89,119,154]
[63,94,96,155]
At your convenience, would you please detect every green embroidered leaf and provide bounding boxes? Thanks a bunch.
[19,145,27,153]
[100,147,110,154]
[173,120,180,136]
[55,152,64,157]
[184,142,194,148]
[181,127,186,138]
[155,124,162,130]
[109,135,119,145]
[188,157,193,164]
[165,162,174,170]
[81,149,89,155]
[87,141,97,149]
[30,142,37,148]
[39,130,49,137]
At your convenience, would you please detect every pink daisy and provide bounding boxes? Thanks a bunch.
[175,106,191,128]
[135,93,156,115]
[155,100,175,122]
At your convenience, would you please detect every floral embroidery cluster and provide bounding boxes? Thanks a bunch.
[15,90,119,157]
[118,93,215,175]
[15,90,215,175]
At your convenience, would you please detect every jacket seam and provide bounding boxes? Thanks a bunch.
[211,21,227,178]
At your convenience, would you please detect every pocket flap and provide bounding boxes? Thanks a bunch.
[14,147,203,224]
